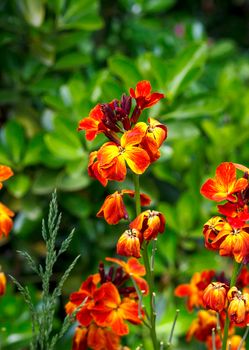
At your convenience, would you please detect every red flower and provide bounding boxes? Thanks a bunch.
[186,310,218,342]
[72,323,120,350]
[66,274,100,327]
[97,126,150,182]
[88,151,108,187]
[202,282,229,312]
[200,162,248,202]
[92,282,143,336]
[136,118,167,162]
[130,210,165,241]
[78,104,106,141]
[0,165,13,189]
[117,229,142,258]
[0,272,6,296]
[175,270,215,312]
[0,202,14,239]
[130,81,164,111]
[227,287,249,326]
[106,257,149,295]
[97,190,151,225]
[218,202,249,227]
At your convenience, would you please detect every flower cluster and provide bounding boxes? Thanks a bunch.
[67,81,167,349]
[175,162,249,349]
[78,80,167,259]
[0,165,14,297]
[66,258,147,350]
[201,162,249,263]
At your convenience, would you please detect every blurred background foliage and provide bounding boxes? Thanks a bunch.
[1,0,249,348]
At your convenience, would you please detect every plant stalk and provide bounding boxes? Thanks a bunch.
[133,173,158,350]
[221,261,240,350]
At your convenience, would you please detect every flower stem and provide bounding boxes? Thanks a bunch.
[133,173,158,350]
[221,261,240,350]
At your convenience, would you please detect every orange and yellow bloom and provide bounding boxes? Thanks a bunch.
[200,162,248,202]
[130,210,165,241]
[0,272,6,296]
[0,202,15,239]
[202,282,229,312]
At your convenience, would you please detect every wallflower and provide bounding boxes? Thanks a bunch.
[72,323,120,350]
[130,210,165,241]
[117,229,141,258]
[78,104,106,141]
[106,257,149,295]
[175,270,215,311]
[200,162,248,202]
[136,118,167,162]
[202,282,229,312]
[227,335,246,350]
[97,126,150,182]
[227,286,249,326]
[92,282,143,335]
[88,151,108,187]
[186,309,218,342]
[203,216,227,250]
[97,190,151,225]
[130,81,164,111]
[0,272,6,296]
[218,202,249,228]
[66,274,100,326]
[0,202,15,239]
[0,165,13,189]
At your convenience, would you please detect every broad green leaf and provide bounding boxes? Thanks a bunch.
[23,134,46,166]
[17,0,45,27]
[166,43,207,100]
[44,117,84,161]
[57,171,90,191]
[7,174,31,198]
[32,170,58,194]
[108,55,143,86]
[54,53,90,70]
[163,97,225,120]
[0,90,19,104]
[59,193,92,218]
[3,121,26,166]
[144,0,176,13]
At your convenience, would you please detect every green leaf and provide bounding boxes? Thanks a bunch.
[23,134,46,166]
[166,43,207,100]
[144,0,176,13]
[7,174,31,198]
[108,55,143,86]
[54,53,90,70]
[32,170,58,195]
[163,97,226,120]
[3,121,26,166]
[44,118,84,161]
[57,172,90,191]
[17,0,45,27]
[60,193,92,218]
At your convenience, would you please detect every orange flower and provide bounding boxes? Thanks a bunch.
[66,274,100,327]
[214,224,249,263]
[97,126,150,182]
[186,309,218,342]
[78,104,106,141]
[92,282,143,336]
[203,216,227,250]
[106,257,149,295]
[202,282,229,312]
[72,323,120,350]
[97,190,151,225]
[88,151,108,187]
[130,81,164,111]
[0,165,13,189]
[175,270,215,312]
[227,335,245,350]
[0,272,6,296]
[136,118,167,162]
[227,286,249,326]
[237,266,249,288]
[218,202,249,228]
[117,229,141,258]
[200,162,248,202]
[0,202,14,239]
[130,210,165,241]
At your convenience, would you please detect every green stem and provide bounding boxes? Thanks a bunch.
[222,261,240,350]
[133,174,158,350]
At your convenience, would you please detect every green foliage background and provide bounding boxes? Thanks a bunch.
[1,0,249,348]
